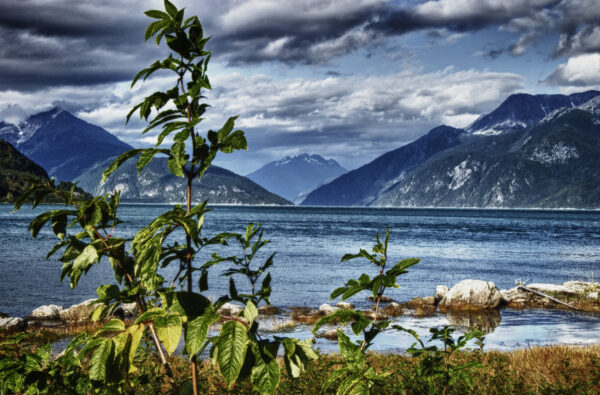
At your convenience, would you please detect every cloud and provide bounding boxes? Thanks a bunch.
[0,0,163,90]
[542,53,600,87]
[201,66,525,172]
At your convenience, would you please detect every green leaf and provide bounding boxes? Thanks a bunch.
[102,149,144,183]
[337,331,364,373]
[135,307,166,324]
[324,367,350,390]
[243,301,258,327]
[164,0,178,17]
[137,148,169,174]
[251,349,280,395]
[51,214,68,240]
[154,314,183,355]
[88,339,114,382]
[96,319,126,334]
[171,291,211,320]
[217,321,249,388]
[186,310,219,358]
[145,10,169,19]
[313,309,370,336]
[73,244,99,271]
[126,323,146,368]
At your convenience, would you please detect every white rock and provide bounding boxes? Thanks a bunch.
[586,292,599,301]
[563,281,600,294]
[0,317,26,331]
[218,302,244,316]
[439,279,502,311]
[435,285,449,301]
[336,302,354,310]
[527,283,575,295]
[318,304,339,315]
[29,305,64,320]
[59,299,97,323]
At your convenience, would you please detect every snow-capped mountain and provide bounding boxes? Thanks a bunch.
[467,90,600,136]
[246,153,347,203]
[303,91,600,208]
[0,107,133,181]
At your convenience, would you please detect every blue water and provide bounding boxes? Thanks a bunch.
[2,204,600,349]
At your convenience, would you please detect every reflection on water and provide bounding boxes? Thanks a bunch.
[445,310,501,334]
[289,308,600,353]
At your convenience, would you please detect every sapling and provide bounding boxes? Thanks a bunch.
[14,1,316,393]
[313,227,419,394]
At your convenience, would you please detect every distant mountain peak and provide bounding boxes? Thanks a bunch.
[247,153,347,203]
[467,90,600,136]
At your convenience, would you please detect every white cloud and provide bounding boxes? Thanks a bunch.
[543,53,600,87]
[415,0,558,21]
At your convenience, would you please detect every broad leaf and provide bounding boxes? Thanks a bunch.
[186,310,219,358]
[217,321,249,388]
[154,314,183,355]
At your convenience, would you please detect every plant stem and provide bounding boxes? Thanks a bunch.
[58,188,177,388]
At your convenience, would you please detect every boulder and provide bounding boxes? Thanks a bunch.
[500,287,537,308]
[113,303,138,319]
[586,292,599,301]
[336,302,354,310]
[527,283,575,296]
[258,305,282,315]
[318,304,339,315]
[59,299,97,323]
[362,310,389,321]
[0,317,26,332]
[380,301,403,316]
[28,305,64,321]
[439,280,502,312]
[563,281,600,294]
[435,285,449,302]
[315,329,338,341]
[366,295,395,303]
[218,303,244,316]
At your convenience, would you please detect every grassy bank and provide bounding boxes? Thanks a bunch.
[121,344,600,394]
[5,330,598,394]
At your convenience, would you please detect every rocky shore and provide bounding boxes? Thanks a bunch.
[1,279,599,335]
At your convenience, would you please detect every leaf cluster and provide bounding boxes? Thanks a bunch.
[313,228,419,394]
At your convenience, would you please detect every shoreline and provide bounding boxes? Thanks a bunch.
[2,279,599,343]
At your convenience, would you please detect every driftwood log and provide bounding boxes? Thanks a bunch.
[517,285,581,311]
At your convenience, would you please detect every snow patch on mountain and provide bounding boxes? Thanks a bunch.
[530,141,580,164]
[448,160,476,190]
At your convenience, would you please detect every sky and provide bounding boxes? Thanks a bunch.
[0,0,599,174]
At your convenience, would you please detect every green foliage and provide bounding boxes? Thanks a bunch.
[12,1,315,394]
[213,222,275,306]
[395,325,483,394]
[314,228,419,394]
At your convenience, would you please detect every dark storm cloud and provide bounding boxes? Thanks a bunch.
[0,0,161,90]
[208,0,565,65]
[0,0,594,91]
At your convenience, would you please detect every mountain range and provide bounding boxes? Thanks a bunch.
[303,90,600,208]
[76,157,291,205]
[246,154,347,203]
[0,108,290,205]
[0,108,133,181]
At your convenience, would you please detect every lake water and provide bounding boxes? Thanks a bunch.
[2,204,600,350]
